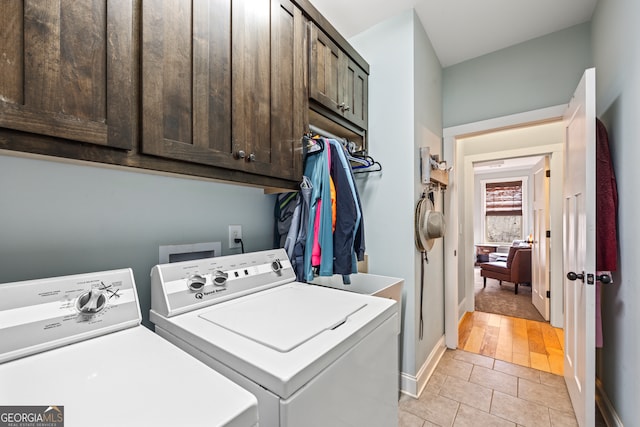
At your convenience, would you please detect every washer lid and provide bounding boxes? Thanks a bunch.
[0,327,258,427]
[199,285,366,352]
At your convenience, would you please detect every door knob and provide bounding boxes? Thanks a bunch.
[596,274,612,284]
[567,271,584,282]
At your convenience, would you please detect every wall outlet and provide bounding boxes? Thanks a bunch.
[228,225,242,249]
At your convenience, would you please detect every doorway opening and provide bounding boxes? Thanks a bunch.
[460,150,565,375]
[473,155,545,322]
[443,106,564,373]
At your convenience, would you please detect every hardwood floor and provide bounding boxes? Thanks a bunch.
[458,310,564,375]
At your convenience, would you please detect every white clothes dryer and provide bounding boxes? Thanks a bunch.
[0,268,258,427]
[150,249,399,427]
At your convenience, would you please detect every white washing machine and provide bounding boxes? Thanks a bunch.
[149,249,398,427]
[0,268,258,427]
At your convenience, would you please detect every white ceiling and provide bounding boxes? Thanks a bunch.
[309,0,598,67]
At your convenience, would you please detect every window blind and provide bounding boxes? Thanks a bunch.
[485,181,522,215]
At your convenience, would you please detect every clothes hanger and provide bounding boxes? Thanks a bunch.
[348,155,371,167]
[352,160,382,174]
[303,135,324,155]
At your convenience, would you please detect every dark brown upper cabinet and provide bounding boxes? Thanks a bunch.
[309,23,368,130]
[342,56,368,130]
[0,0,136,149]
[142,0,306,181]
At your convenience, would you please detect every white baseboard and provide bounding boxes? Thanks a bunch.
[596,377,623,427]
[399,335,446,398]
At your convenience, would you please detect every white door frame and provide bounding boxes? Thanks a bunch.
[443,105,566,348]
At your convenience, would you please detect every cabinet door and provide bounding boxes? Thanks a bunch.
[267,0,306,180]
[142,0,237,170]
[309,23,342,113]
[0,0,135,149]
[232,0,305,179]
[142,0,305,180]
[309,23,368,131]
[341,56,368,130]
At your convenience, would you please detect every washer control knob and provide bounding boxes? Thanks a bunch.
[213,270,228,286]
[187,274,206,291]
[76,289,107,314]
[271,260,282,274]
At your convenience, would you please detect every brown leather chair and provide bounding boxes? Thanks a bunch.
[480,246,532,294]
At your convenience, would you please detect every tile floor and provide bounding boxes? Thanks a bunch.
[399,349,580,427]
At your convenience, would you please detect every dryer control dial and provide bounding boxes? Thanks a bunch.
[187,274,206,292]
[271,260,283,274]
[76,289,107,314]
[213,270,228,286]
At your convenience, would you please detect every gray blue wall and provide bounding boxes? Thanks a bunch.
[0,154,275,327]
[351,9,444,382]
[443,23,592,128]
[412,12,445,372]
[592,0,640,423]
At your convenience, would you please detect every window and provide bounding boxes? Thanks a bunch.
[484,180,523,243]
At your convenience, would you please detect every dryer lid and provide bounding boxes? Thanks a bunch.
[199,285,366,352]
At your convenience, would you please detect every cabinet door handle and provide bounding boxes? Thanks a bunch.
[248,153,256,162]
[343,105,350,112]
[236,150,246,159]
[338,102,345,111]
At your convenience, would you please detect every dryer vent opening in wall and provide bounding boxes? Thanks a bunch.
[159,242,222,264]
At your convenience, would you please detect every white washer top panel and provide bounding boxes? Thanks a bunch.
[151,283,397,398]
[0,269,140,363]
[199,285,366,352]
[0,327,258,427]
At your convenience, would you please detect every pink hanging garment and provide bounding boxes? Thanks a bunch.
[311,147,333,267]
[311,199,322,267]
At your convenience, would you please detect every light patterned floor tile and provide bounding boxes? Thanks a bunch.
[549,408,579,427]
[490,391,551,427]
[493,359,541,383]
[469,365,518,396]
[539,371,566,388]
[399,409,426,427]
[453,404,515,427]
[518,378,573,413]
[402,392,459,427]
[423,370,447,395]
[410,349,581,427]
[438,375,493,412]
[453,349,495,369]
[442,349,457,360]
[434,357,474,381]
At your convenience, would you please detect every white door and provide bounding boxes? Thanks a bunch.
[563,68,596,427]
[532,156,550,320]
